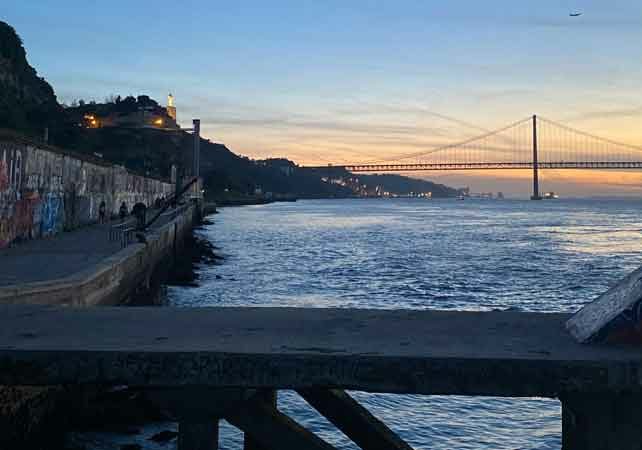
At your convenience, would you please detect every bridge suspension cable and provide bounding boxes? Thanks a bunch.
[356,116,533,165]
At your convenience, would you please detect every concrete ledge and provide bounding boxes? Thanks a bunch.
[0,306,641,397]
[0,206,194,305]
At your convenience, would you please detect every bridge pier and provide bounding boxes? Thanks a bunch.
[531,114,542,200]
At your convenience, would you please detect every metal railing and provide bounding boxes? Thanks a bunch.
[108,221,137,248]
[108,203,191,248]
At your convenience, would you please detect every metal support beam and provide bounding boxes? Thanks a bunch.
[178,420,219,450]
[226,396,337,450]
[244,390,277,450]
[299,389,414,450]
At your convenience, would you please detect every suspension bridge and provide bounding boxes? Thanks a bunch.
[305,116,642,200]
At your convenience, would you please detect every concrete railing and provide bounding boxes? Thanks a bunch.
[0,305,641,450]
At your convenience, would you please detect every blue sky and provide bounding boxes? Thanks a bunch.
[4,1,642,194]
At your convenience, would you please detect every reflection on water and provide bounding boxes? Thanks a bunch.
[77,198,642,449]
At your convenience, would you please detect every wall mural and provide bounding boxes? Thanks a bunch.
[0,139,173,248]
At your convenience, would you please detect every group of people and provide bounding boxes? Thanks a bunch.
[98,198,165,230]
[118,201,147,229]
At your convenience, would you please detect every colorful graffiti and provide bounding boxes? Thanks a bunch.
[40,193,63,236]
[0,157,8,192]
[0,139,173,248]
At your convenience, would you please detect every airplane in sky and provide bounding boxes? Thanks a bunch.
[569,12,583,17]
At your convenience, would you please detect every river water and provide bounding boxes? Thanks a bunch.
[75,198,642,450]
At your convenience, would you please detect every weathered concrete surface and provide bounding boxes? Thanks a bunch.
[0,205,194,305]
[0,131,173,248]
[0,307,641,396]
[566,265,642,344]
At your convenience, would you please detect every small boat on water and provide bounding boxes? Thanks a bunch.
[457,195,466,200]
[543,192,559,199]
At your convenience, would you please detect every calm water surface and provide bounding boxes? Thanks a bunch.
[77,198,642,450]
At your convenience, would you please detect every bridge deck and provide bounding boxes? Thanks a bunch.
[305,161,642,172]
[0,305,640,397]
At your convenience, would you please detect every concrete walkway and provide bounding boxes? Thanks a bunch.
[0,210,172,287]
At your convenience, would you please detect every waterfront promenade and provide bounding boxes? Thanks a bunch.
[0,220,126,287]
[0,211,176,287]
[0,205,194,304]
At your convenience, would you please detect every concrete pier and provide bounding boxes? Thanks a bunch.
[0,305,642,449]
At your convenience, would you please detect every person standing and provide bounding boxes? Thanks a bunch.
[119,202,128,223]
[98,200,107,224]
[132,202,147,230]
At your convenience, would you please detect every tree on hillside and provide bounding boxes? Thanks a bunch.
[0,21,24,62]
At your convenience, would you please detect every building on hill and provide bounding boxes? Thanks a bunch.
[78,94,179,130]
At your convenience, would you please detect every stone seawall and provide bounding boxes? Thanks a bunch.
[0,130,174,248]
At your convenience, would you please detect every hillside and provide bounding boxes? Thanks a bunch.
[0,21,63,135]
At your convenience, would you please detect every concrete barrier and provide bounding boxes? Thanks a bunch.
[2,306,642,449]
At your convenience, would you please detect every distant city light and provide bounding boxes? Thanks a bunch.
[154,118,164,126]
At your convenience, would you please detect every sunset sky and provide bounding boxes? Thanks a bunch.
[4,0,642,196]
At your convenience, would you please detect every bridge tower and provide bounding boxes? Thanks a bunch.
[531,115,542,200]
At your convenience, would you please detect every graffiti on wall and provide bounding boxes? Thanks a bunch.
[0,139,173,248]
[1,146,25,246]
[40,193,63,236]
[0,154,8,192]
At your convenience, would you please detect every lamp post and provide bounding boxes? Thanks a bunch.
[193,119,200,179]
